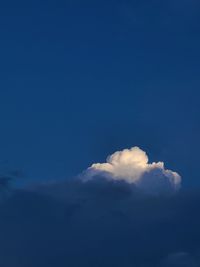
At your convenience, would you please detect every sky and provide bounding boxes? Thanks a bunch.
[0,1,200,266]
[0,0,200,186]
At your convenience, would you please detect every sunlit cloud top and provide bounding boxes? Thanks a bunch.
[83,147,181,194]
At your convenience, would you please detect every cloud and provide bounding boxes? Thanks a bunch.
[0,168,24,200]
[82,147,181,194]
[0,147,196,267]
[161,252,198,267]
[0,180,200,267]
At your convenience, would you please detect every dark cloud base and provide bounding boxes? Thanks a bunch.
[0,179,200,267]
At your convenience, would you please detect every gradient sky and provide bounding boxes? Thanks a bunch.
[0,0,200,187]
[1,2,200,267]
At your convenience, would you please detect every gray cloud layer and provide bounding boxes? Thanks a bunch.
[0,178,200,267]
[0,147,198,267]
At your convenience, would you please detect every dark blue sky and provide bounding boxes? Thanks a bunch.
[1,2,200,266]
[0,0,200,186]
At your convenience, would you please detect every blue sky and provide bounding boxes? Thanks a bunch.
[0,0,200,186]
[1,1,200,267]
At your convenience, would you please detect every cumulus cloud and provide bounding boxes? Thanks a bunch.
[83,147,181,194]
[0,147,194,267]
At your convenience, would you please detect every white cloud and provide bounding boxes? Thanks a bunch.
[161,252,198,267]
[82,147,181,193]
